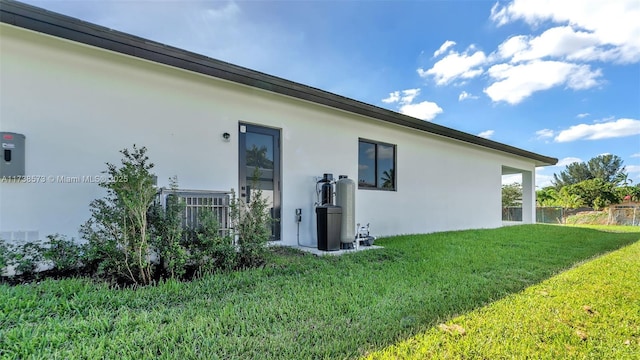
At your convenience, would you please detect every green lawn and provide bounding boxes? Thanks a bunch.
[365,229,640,359]
[565,224,640,233]
[1,224,638,359]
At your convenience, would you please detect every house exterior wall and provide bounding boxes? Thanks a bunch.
[0,24,538,246]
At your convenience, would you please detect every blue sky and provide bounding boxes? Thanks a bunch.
[22,0,640,187]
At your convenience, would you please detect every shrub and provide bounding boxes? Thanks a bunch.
[189,209,237,275]
[42,234,83,273]
[10,242,43,276]
[148,176,188,279]
[230,184,272,268]
[16,147,275,285]
[0,238,8,272]
[81,145,157,285]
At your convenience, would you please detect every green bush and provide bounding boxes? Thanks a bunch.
[10,242,43,276]
[148,177,189,279]
[5,148,274,285]
[0,238,8,272]
[230,185,272,268]
[42,234,83,273]
[81,145,157,285]
[189,209,237,275]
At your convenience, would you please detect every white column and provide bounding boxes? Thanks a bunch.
[521,170,535,223]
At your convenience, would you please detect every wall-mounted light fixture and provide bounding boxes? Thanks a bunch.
[222,132,231,141]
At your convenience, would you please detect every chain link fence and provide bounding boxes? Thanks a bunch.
[536,207,564,224]
[502,207,565,223]
[502,205,640,226]
[608,205,639,226]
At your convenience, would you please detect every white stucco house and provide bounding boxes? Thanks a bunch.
[0,1,557,247]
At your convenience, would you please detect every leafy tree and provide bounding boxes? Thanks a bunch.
[536,187,558,207]
[616,184,640,203]
[587,154,625,183]
[614,172,633,187]
[555,187,584,224]
[552,154,626,189]
[502,183,522,207]
[552,162,591,189]
[566,178,618,210]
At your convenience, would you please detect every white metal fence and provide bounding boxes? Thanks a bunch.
[156,188,231,233]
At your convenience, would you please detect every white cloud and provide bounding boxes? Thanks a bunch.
[556,157,583,167]
[399,101,443,121]
[594,116,617,124]
[535,129,555,140]
[496,35,529,60]
[382,88,443,121]
[418,47,487,85]
[535,173,555,188]
[382,91,400,104]
[502,174,522,185]
[627,165,640,178]
[631,153,640,158]
[399,88,420,104]
[491,0,640,64]
[576,113,590,118]
[419,0,640,103]
[500,26,601,64]
[382,88,421,105]
[458,91,478,101]
[554,118,640,142]
[484,60,602,104]
[433,40,457,57]
[478,130,495,139]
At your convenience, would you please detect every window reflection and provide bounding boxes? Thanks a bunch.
[358,139,396,190]
[246,132,274,190]
[358,141,376,187]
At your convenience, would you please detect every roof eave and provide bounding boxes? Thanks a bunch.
[0,0,558,167]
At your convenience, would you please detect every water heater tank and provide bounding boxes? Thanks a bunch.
[336,175,356,244]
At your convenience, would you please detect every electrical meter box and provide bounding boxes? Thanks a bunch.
[0,132,26,177]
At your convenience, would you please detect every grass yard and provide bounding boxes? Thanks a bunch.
[365,228,640,359]
[1,224,638,359]
[565,224,640,233]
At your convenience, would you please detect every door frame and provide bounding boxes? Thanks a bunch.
[238,122,281,241]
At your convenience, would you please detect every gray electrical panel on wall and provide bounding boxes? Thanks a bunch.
[0,132,26,177]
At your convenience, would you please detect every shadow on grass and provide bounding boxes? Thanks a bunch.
[1,224,638,359]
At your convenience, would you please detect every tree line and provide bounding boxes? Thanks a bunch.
[503,154,639,211]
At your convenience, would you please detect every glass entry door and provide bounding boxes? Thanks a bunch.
[238,123,281,240]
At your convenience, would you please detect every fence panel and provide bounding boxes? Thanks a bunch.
[502,207,522,222]
[609,206,639,226]
[156,189,231,234]
[536,207,564,224]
